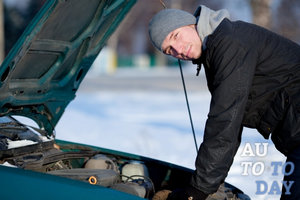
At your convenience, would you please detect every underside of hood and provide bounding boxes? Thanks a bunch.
[0,0,136,137]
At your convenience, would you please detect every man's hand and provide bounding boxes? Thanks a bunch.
[152,190,172,200]
[166,186,208,200]
[153,186,208,200]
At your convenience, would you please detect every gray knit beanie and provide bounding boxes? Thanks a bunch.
[149,9,196,51]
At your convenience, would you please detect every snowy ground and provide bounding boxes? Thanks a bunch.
[53,67,285,200]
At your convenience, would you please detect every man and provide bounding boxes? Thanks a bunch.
[149,5,300,200]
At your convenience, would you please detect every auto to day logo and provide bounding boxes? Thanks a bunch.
[240,142,294,196]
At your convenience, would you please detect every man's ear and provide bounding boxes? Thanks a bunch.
[188,24,197,29]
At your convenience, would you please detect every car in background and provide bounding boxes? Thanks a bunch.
[0,0,250,199]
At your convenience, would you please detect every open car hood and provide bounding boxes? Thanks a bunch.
[0,0,136,137]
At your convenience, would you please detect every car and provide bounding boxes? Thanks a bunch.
[0,0,250,199]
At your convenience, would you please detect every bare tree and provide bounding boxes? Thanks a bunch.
[274,0,300,43]
[250,0,272,29]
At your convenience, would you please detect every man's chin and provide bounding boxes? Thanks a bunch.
[184,56,195,61]
[178,57,191,61]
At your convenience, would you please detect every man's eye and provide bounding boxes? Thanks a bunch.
[165,48,171,55]
[169,47,176,55]
[174,33,178,39]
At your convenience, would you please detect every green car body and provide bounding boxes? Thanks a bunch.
[0,138,191,200]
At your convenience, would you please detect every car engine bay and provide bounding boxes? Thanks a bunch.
[0,116,249,200]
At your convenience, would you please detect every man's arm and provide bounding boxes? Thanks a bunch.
[191,35,258,195]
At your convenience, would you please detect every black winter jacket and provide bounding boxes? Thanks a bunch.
[190,18,300,194]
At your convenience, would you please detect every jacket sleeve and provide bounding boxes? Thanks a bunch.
[190,35,258,194]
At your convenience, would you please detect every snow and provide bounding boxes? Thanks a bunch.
[5,130,53,149]
[0,162,17,168]
[51,67,286,200]
[7,139,37,149]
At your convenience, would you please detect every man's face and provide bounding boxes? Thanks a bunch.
[161,25,202,60]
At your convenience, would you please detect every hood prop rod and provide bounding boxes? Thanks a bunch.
[178,59,198,152]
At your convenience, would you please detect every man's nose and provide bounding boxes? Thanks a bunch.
[173,43,183,55]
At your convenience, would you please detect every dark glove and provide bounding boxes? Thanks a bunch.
[166,186,208,200]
